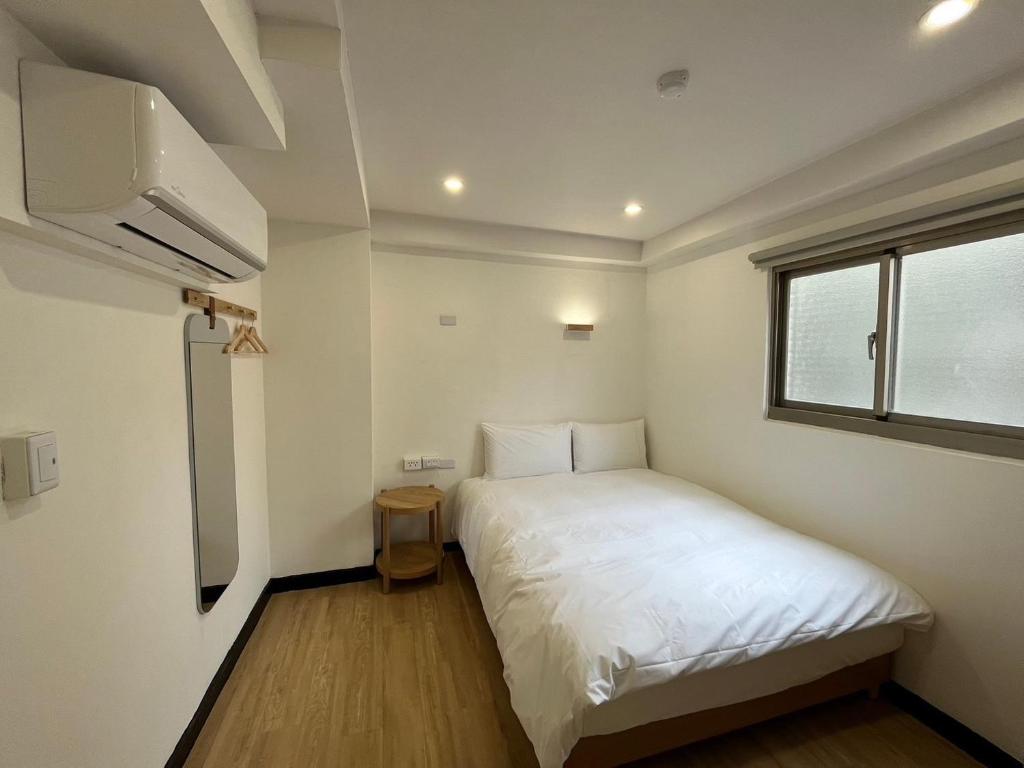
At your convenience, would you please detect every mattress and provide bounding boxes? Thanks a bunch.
[582,623,903,736]
[454,469,933,768]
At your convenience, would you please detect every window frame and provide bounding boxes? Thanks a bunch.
[767,209,1024,461]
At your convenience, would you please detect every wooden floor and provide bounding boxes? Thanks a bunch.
[185,553,980,768]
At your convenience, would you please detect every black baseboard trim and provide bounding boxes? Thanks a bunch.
[272,545,463,593]
[883,682,1021,768]
[269,564,376,594]
[164,582,272,768]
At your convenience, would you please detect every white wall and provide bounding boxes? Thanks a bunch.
[0,11,271,768]
[0,236,271,768]
[646,248,1024,757]
[372,250,647,541]
[261,221,374,576]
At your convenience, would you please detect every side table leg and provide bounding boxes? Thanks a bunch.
[435,501,444,585]
[382,507,391,594]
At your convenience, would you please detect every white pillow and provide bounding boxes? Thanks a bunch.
[481,422,572,480]
[572,419,648,473]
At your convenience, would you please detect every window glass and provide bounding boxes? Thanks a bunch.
[784,262,878,409]
[893,232,1024,427]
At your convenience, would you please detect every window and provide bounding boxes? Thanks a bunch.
[767,210,1024,459]
[784,261,878,410]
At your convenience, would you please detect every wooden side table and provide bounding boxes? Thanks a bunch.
[374,485,445,594]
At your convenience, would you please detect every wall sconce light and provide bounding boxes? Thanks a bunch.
[564,323,594,341]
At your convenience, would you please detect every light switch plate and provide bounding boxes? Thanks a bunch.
[422,456,455,470]
[1,431,59,500]
[37,443,59,483]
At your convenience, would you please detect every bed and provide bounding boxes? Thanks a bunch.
[453,468,933,768]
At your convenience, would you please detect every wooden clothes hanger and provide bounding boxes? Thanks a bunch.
[225,323,250,354]
[225,322,269,355]
[247,324,270,354]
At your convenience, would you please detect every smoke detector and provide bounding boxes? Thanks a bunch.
[657,69,689,99]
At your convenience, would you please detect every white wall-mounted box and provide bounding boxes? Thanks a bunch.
[1,431,60,500]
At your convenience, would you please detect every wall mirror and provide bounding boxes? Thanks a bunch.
[184,314,239,613]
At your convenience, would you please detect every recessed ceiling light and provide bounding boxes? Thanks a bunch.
[443,176,464,194]
[624,202,643,217]
[919,0,979,31]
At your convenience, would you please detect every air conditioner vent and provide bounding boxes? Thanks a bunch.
[116,222,234,280]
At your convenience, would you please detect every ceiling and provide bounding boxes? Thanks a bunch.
[343,0,1024,241]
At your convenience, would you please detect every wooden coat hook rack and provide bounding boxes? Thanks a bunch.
[184,289,269,355]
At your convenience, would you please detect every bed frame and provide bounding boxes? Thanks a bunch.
[564,653,892,768]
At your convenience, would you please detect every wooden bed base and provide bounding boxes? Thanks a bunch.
[565,653,893,768]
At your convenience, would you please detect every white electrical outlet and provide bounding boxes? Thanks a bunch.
[403,456,423,471]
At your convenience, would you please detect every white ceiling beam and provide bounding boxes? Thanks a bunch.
[370,210,643,267]
[213,15,369,228]
[642,64,1024,267]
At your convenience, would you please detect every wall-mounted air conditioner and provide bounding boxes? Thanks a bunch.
[20,62,267,283]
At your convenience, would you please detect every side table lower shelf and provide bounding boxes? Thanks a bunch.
[375,541,440,582]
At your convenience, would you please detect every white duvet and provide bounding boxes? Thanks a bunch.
[454,469,933,768]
